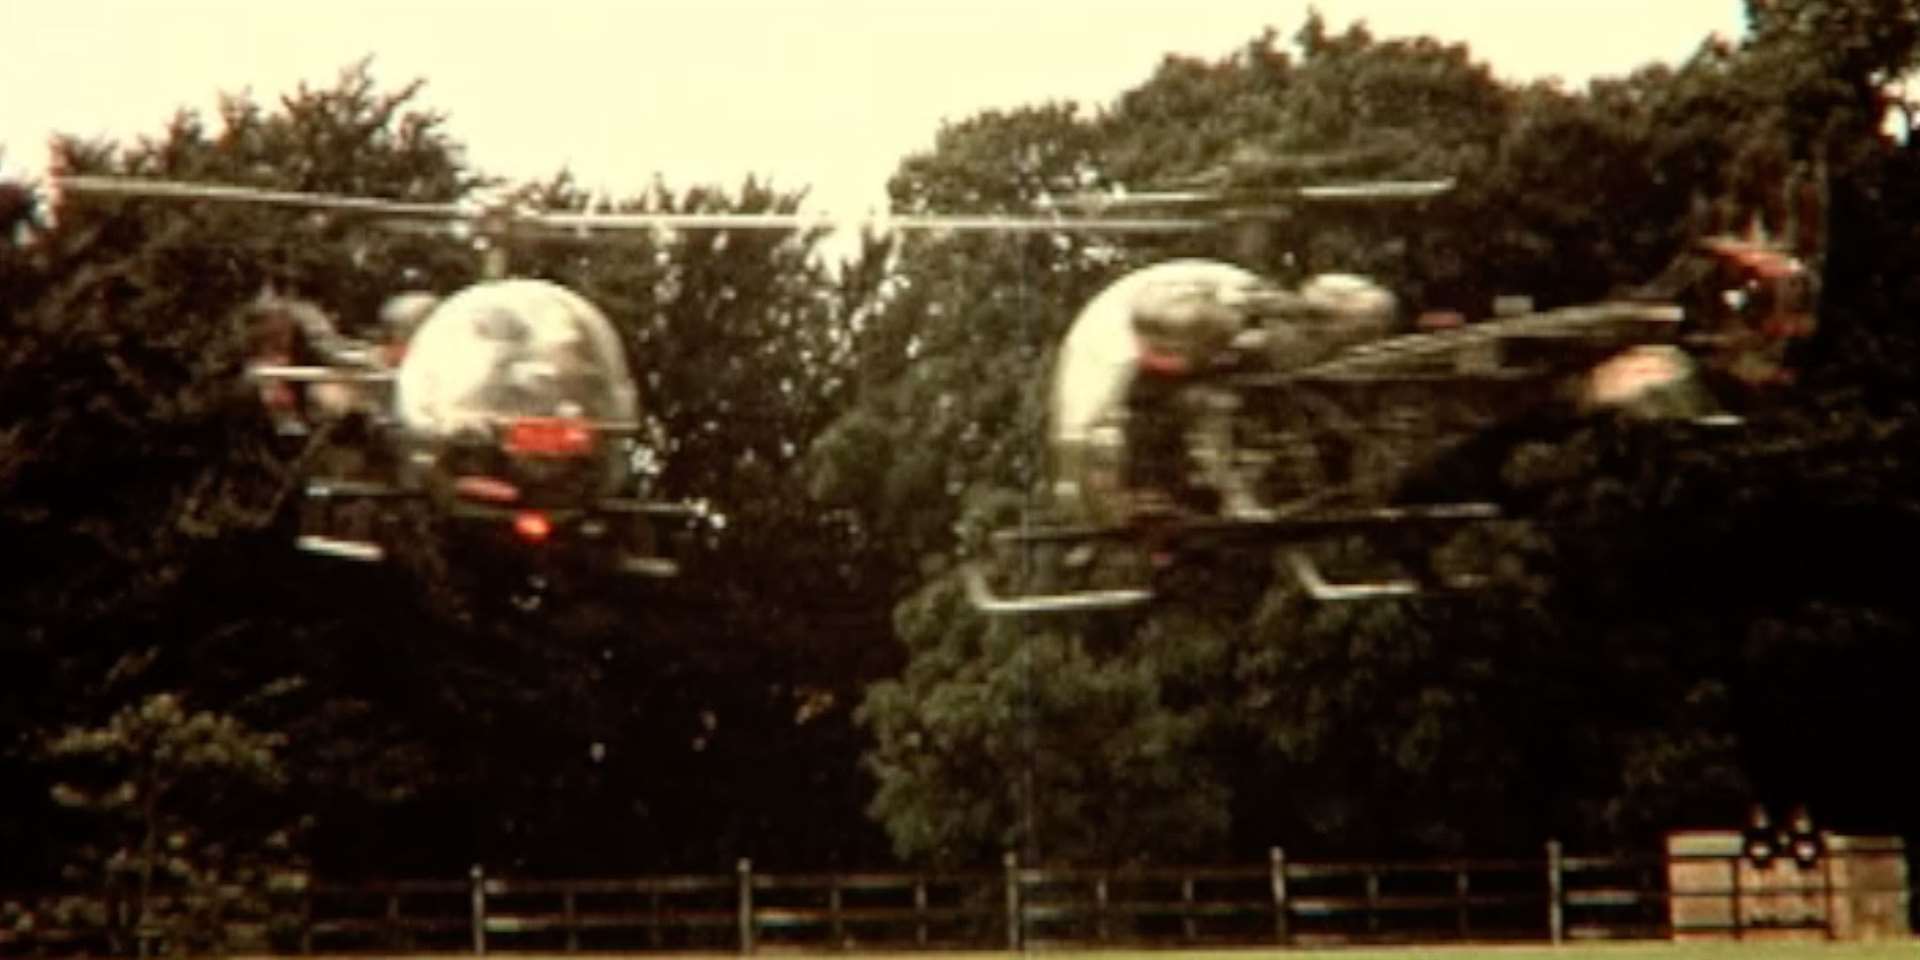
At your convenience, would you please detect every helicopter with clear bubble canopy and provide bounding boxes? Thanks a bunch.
[943,168,1816,614]
[53,162,1813,612]
[46,171,1236,593]
[52,174,735,589]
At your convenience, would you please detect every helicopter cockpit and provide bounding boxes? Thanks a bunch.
[387,277,655,516]
[1047,259,1405,527]
[396,278,638,440]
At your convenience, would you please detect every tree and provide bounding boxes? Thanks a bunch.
[0,60,495,885]
[860,582,1233,866]
[838,15,1537,864]
[43,689,298,956]
[0,49,942,881]
[846,8,1920,865]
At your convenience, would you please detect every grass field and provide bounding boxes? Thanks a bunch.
[270,944,1917,960]
[991,946,1920,960]
[718,945,1920,960]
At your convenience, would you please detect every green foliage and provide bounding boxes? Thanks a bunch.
[2,61,476,630]
[844,4,1920,866]
[812,103,1131,574]
[860,581,1230,866]
[42,688,300,955]
[7,1,1920,890]
[1,59,902,888]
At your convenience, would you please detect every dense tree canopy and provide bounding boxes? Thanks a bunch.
[834,0,1920,865]
[0,61,898,898]
[3,4,1918,922]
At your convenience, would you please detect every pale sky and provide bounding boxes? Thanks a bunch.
[3,1,1749,214]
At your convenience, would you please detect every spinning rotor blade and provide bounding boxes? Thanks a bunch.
[1048,178,1456,215]
[56,175,470,220]
[60,173,1448,236]
[525,209,1209,234]
[54,174,1210,234]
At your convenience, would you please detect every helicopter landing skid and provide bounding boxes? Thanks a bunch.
[965,502,1502,614]
[988,502,1502,548]
[598,498,712,520]
[297,477,408,562]
[963,563,1154,615]
[618,554,681,578]
[1282,549,1488,601]
[295,534,385,562]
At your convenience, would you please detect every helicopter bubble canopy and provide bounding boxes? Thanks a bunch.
[395,278,638,440]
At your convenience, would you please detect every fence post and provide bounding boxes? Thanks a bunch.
[1820,838,1837,940]
[563,883,578,953]
[1095,873,1110,943]
[737,858,755,955]
[1730,851,1744,940]
[914,876,928,947]
[1182,874,1197,942]
[130,885,146,960]
[1003,851,1021,952]
[110,887,128,958]
[829,874,844,946]
[299,884,314,954]
[1365,870,1381,934]
[1545,840,1564,945]
[386,890,402,950]
[1269,847,1289,945]
[1455,866,1471,939]
[470,864,487,956]
[650,886,663,949]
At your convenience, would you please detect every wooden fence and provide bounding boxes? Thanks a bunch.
[0,841,1906,956]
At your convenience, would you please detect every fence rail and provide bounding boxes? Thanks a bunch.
[0,840,1906,956]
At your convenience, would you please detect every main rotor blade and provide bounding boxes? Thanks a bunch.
[55,175,470,219]
[1050,178,1456,213]
[54,175,1210,234]
[59,172,1443,233]
[524,209,1209,234]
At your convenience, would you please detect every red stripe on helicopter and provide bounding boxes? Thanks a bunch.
[502,417,596,457]
[1135,344,1193,376]
[454,475,521,504]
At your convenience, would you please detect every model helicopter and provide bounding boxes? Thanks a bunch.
[956,185,1819,614]
[47,171,1259,588]
[52,174,744,587]
[51,168,1814,613]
